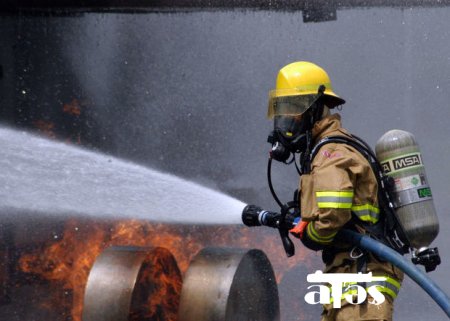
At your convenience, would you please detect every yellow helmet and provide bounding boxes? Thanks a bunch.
[267,61,345,119]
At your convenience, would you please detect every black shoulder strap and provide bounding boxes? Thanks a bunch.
[306,135,409,253]
[311,135,372,164]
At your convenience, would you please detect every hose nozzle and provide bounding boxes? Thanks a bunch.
[241,205,280,228]
[242,204,296,257]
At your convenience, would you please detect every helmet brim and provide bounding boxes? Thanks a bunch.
[323,93,345,108]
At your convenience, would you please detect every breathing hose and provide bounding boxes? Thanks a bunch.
[339,229,450,318]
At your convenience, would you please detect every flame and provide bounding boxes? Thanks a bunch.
[129,248,182,321]
[63,99,82,116]
[33,120,56,138]
[18,218,313,321]
[29,99,83,144]
[19,221,107,320]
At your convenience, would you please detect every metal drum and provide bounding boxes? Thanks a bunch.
[178,247,279,321]
[82,246,182,321]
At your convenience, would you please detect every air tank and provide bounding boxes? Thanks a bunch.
[375,129,439,249]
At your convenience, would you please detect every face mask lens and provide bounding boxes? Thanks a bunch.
[274,115,303,139]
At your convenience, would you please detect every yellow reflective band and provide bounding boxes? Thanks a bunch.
[369,285,398,299]
[316,191,355,198]
[328,282,364,303]
[307,223,336,244]
[351,204,380,224]
[356,215,377,224]
[317,202,353,209]
[316,190,354,209]
[351,204,380,214]
[366,276,401,299]
[330,289,359,304]
[334,287,398,302]
[328,277,401,304]
[385,276,402,289]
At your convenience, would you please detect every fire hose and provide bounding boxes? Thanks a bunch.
[242,206,450,318]
[339,229,450,318]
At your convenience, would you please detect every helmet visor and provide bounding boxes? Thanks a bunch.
[267,93,316,119]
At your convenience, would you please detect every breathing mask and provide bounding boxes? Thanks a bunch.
[267,92,323,162]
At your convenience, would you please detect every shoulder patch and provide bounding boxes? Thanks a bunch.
[322,150,342,159]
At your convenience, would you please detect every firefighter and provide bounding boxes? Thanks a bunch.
[268,61,404,321]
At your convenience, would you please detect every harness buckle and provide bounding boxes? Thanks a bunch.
[350,246,364,259]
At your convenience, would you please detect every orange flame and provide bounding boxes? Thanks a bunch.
[63,99,82,116]
[129,248,182,321]
[18,218,312,321]
[33,120,56,138]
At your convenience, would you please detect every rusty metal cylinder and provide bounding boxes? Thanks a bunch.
[178,247,279,321]
[82,246,182,321]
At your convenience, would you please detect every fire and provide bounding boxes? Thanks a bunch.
[18,218,312,321]
[33,119,56,138]
[19,220,107,320]
[63,99,82,116]
[30,99,83,144]
[129,247,182,321]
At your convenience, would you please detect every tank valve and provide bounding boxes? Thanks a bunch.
[412,247,441,272]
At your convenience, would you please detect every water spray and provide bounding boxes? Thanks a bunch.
[0,126,244,225]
